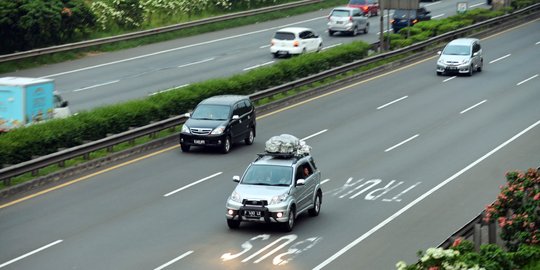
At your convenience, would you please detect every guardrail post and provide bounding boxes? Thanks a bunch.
[128,127,136,145]
[57,148,66,167]
[31,156,40,176]
[488,222,497,244]
[106,134,114,152]
[473,223,482,251]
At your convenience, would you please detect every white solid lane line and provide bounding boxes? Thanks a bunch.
[302,129,328,141]
[71,80,119,92]
[314,119,540,270]
[322,43,342,50]
[460,100,487,114]
[178,57,215,68]
[153,251,194,270]
[0,240,63,269]
[42,16,326,78]
[536,41,540,45]
[489,54,511,64]
[377,96,408,110]
[260,44,271,49]
[517,74,539,86]
[149,84,190,96]
[164,172,222,197]
[432,14,445,19]
[470,2,484,7]
[384,134,419,152]
[243,61,275,71]
[424,1,441,7]
[321,179,330,185]
[443,76,456,82]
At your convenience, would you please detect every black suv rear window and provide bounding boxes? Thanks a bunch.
[394,9,417,18]
[274,32,295,40]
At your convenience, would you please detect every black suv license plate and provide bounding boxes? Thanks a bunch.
[194,139,205,144]
[244,210,262,218]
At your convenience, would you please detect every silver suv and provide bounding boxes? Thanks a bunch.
[327,7,369,36]
[225,135,322,231]
[436,38,483,76]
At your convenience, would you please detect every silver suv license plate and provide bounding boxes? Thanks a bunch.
[245,210,261,218]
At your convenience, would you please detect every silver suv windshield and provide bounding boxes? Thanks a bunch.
[443,45,470,56]
[191,104,230,120]
[242,165,292,186]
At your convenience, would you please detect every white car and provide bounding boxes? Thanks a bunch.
[270,27,323,58]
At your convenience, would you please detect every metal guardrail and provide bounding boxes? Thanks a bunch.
[0,0,321,63]
[0,4,539,185]
[438,209,499,251]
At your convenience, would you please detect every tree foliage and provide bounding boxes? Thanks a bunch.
[0,0,95,54]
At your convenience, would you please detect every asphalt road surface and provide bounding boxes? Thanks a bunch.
[1,19,539,270]
[5,0,490,112]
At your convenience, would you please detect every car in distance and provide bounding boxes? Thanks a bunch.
[179,95,256,153]
[225,135,323,231]
[347,0,379,17]
[391,7,431,33]
[327,7,369,36]
[270,27,323,58]
[436,38,484,76]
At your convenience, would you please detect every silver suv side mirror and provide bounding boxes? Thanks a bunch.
[233,176,240,182]
[296,179,305,186]
[232,115,240,120]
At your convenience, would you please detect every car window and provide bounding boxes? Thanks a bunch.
[331,10,350,17]
[473,43,481,53]
[296,162,313,181]
[242,165,292,186]
[443,44,471,56]
[300,31,314,39]
[273,32,295,40]
[191,104,231,120]
[394,9,417,18]
[233,101,247,116]
[242,100,253,114]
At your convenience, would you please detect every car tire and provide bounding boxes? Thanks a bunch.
[308,192,322,217]
[181,144,190,152]
[477,60,483,72]
[328,30,334,36]
[282,207,296,232]
[352,27,358,36]
[364,24,369,34]
[244,128,254,145]
[272,53,279,59]
[221,136,231,154]
[227,219,240,229]
[436,71,442,76]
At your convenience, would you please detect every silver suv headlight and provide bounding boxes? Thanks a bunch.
[230,191,242,203]
[270,192,289,205]
[181,125,190,134]
[211,126,225,135]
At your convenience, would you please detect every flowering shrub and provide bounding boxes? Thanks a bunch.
[90,0,281,30]
[484,168,540,250]
[396,239,540,270]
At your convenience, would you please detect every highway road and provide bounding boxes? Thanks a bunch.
[4,0,490,112]
[0,19,538,269]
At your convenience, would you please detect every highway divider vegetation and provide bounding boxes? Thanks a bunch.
[0,4,534,172]
[0,5,527,167]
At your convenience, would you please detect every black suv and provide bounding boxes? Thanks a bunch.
[391,7,431,33]
[179,95,256,153]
